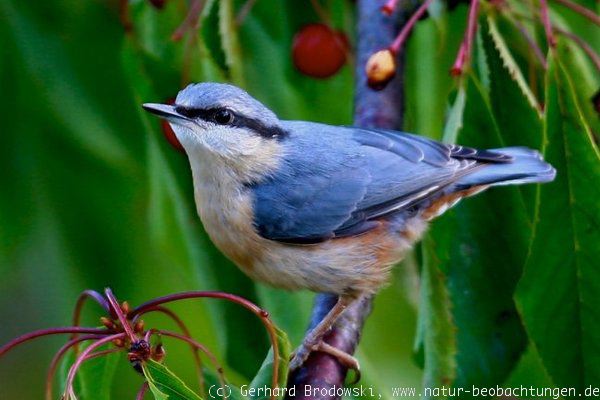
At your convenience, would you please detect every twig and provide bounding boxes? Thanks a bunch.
[235,0,258,26]
[134,306,206,397]
[550,0,600,27]
[286,1,408,398]
[390,0,434,55]
[105,288,137,343]
[0,327,108,358]
[130,291,280,399]
[539,0,556,47]
[172,0,206,41]
[71,289,112,352]
[511,16,548,69]
[156,329,227,398]
[555,27,600,71]
[62,333,125,398]
[451,0,480,76]
[45,335,103,400]
[136,382,149,400]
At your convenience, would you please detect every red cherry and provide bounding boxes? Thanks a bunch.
[292,24,349,79]
[161,98,185,153]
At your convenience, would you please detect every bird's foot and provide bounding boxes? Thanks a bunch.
[289,339,361,382]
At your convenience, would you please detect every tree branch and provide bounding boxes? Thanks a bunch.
[286,1,410,398]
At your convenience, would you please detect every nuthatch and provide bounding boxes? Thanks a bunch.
[143,83,556,371]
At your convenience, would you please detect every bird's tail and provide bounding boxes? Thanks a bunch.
[455,146,556,189]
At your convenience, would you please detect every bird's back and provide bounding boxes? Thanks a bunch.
[249,121,555,245]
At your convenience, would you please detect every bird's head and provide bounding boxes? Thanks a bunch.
[143,83,286,181]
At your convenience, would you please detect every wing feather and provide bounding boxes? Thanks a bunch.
[250,122,509,243]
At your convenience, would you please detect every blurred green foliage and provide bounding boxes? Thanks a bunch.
[0,0,598,399]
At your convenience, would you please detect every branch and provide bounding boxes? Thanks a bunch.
[287,1,409,398]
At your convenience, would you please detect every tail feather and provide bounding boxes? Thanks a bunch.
[456,146,556,189]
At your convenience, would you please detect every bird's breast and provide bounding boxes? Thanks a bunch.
[194,182,264,273]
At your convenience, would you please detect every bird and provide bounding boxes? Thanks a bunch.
[143,82,556,372]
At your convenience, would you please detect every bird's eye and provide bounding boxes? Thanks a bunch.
[213,109,234,125]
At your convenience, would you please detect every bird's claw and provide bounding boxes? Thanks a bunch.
[288,340,318,372]
[289,340,361,383]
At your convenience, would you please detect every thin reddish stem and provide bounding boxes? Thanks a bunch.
[104,288,137,343]
[129,291,281,396]
[381,0,400,16]
[556,28,600,71]
[71,290,111,351]
[551,0,600,27]
[512,17,548,69]
[83,348,121,360]
[136,382,149,400]
[45,335,103,400]
[451,43,468,76]
[172,0,206,41]
[134,306,206,397]
[157,330,227,400]
[63,333,125,398]
[310,0,333,27]
[235,0,258,26]
[451,0,480,76]
[539,0,556,47]
[389,0,434,54]
[119,0,132,32]
[0,327,107,358]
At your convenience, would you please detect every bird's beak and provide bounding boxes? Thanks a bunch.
[142,103,189,124]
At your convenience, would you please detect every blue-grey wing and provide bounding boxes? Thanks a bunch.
[249,122,515,243]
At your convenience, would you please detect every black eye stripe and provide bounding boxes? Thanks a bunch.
[174,106,287,140]
[175,106,213,119]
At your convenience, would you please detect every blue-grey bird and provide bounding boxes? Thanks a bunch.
[143,83,556,371]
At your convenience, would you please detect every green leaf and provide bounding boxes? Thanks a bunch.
[515,53,600,391]
[57,345,120,399]
[143,360,203,400]
[201,0,228,74]
[442,85,466,144]
[248,327,291,400]
[417,237,456,399]
[425,75,530,392]
[486,15,541,113]
[481,17,543,216]
[219,0,244,85]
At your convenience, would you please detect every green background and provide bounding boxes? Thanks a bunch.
[0,0,598,399]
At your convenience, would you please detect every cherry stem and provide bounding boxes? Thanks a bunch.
[310,0,333,27]
[129,291,280,395]
[63,333,125,398]
[136,382,149,400]
[451,0,480,76]
[555,27,600,71]
[157,329,227,400]
[381,0,400,16]
[389,0,434,54]
[511,16,548,69]
[134,306,206,397]
[550,0,600,27]
[0,327,108,358]
[104,288,137,343]
[509,8,600,72]
[71,290,112,351]
[539,0,556,48]
[83,348,121,360]
[172,0,207,41]
[235,0,258,26]
[45,335,103,400]
[119,0,132,32]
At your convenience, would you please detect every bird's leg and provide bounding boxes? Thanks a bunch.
[289,295,359,372]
